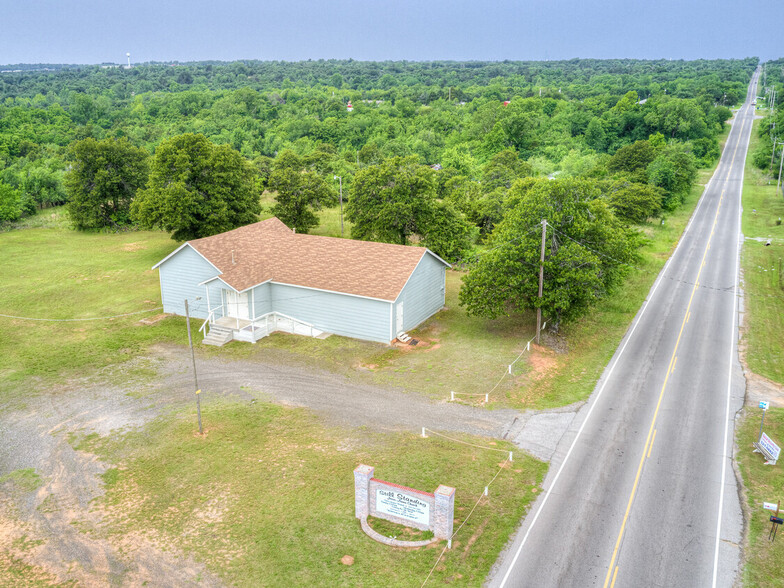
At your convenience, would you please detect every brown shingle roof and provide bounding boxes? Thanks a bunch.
[185,218,445,301]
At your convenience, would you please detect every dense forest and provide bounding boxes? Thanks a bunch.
[0,58,757,323]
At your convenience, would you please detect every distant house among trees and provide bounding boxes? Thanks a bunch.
[153,218,450,346]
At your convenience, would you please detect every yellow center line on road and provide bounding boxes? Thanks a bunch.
[601,112,747,588]
[610,566,619,588]
[671,357,677,373]
[647,429,657,459]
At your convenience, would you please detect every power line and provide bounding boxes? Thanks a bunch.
[0,307,163,322]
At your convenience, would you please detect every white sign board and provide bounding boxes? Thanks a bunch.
[764,502,779,511]
[759,433,782,461]
[376,488,430,526]
[760,401,770,410]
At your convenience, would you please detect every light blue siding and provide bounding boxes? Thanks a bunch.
[271,283,391,343]
[157,244,447,344]
[205,281,225,320]
[158,245,220,319]
[252,282,272,317]
[397,253,447,333]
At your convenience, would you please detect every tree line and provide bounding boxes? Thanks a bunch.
[0,58,756,326]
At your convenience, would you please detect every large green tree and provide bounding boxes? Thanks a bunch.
[131,134,261,241]
[65,137,149,230]
[346,157,471,261]
[603,180,664,223]
[460,178,640,325]
[646,145,697,210]
[0,183,23,222]
[268,149,336,233]
[347,157,437,246]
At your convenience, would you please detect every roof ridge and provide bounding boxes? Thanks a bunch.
[178,217,445,300]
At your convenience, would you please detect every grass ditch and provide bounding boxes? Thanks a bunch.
[735,113,784,586]
[740,115,784,384]
[79,400,546,587]
[736,407,784,587]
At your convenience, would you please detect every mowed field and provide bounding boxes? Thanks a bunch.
[0,221,183,396]
[0,213,548,586]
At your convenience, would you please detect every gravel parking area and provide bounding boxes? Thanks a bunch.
[0,343,577,585]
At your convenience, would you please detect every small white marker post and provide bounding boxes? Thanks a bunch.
[448,539,452,549]
[485,393,489,403]
[508,364,512,374]
[422,427,427,438]
[450,391,455,401]
[509,451,513,462]
[484,486,489,496]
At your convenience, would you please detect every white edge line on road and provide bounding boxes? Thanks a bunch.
[496,119,734,586]
[711,83,753,587]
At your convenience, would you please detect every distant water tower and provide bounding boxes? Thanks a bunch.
[126,53,131,69]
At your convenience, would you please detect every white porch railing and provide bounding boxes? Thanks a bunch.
[201,309,324,343]
[198,305,224,339]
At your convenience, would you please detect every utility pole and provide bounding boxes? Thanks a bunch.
[184,299,203,434]
[778,147,784,199]
[536,219,546,345]
[334,175,343,237]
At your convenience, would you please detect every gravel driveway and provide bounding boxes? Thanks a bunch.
[0,343,578,586]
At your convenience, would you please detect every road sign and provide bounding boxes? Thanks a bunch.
[764,502,779,511]
[760,400,770,410]
[755,432,782,465]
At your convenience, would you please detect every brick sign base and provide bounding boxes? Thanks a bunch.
[354,464,455,544]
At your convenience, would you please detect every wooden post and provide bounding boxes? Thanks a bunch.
[536,219,547,345]
[184,299,203,434]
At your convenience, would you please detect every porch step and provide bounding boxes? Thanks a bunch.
[203,325,233,347]
[397,332,412,343]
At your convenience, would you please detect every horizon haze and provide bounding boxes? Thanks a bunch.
[0,0,780,65]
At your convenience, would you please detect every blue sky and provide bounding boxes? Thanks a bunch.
[1,0,780,64]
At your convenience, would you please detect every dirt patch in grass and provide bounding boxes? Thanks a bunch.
[138,313,170,325]
[527,345,558,381]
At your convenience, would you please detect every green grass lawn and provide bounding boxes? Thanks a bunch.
[76,400,546,587]
[741,117,784,384]
[0,223,186,400]
[736,407,784,588]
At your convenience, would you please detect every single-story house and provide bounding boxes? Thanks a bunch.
[152,217,450,345]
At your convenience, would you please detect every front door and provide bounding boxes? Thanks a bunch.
[396,302,404,334]
[226,290,250,320]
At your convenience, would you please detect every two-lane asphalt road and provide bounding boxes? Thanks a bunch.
[489,70,758,587]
